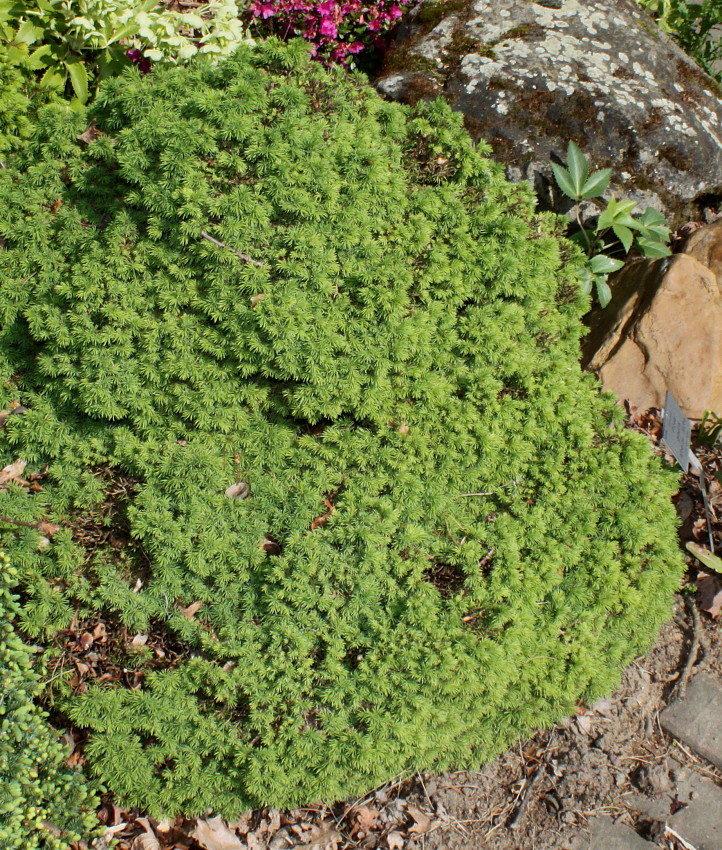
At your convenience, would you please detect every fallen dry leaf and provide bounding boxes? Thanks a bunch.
[591,697,615,717]
[697,570,722,618]
[227,811,253,833]
[310,497,336,531]
[37,520,61,537]
[352,805,379,836]
[225,481,250,499]
[131,634,149,648]
[78,632,94,651]
[250,293,267,308]
[576,714,593,735]
[192,816,245,850]
[77,121,103,145]
[267,809,281,834]
[0,404,28,429]
[179,600,203,618]
[294,824,341,850]
[407,805,433,835]
[130,821,161,850]
[131,832,161,850]
[61,730,76,755]
[0,459,27,486]
[103,822,130,839]
[259,537,281,555]
[386,832,404,850]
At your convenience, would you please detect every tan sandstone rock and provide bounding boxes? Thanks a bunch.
[682,218,722,285]
[582,254,722,420]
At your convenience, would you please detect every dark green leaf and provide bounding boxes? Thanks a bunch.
[636,237,672,258]
[595,277,612,307]
[589,254,625,275]
[551,163,579,200]
[612,224,634,253]
[66,58,88,104]
[580,168,612,199]
[566,141,589,196]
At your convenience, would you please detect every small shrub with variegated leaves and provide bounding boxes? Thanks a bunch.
[0,40,682,817]
[0,0,250,104]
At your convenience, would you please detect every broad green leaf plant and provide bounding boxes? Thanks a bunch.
[0,0,249,106]
[552,141,671,308]
[698,409,722,445]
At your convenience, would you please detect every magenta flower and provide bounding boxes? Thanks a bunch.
[318,18,338,37]
[244,0,418,66]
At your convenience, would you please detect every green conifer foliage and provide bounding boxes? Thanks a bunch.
[0,554,98,847]
[0,39,682,815]
[0,47,66,158]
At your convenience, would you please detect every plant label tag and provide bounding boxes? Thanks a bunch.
[661,391,691,473]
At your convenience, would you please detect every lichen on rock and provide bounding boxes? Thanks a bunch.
[376,0,722,225]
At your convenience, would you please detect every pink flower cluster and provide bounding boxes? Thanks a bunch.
[248,0,413,63]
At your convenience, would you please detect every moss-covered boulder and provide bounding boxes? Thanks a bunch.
[0,39,681,816]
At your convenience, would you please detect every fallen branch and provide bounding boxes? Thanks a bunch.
[200,230,264,267]
[0,515,61,536]
[673,594,701,700]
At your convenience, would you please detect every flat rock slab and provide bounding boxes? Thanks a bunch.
[667,774,722,850]
[588,818,653,849]
[628,771,722,850]
[661,673,722,770]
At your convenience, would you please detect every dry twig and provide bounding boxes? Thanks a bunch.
[200,230,264,266]
[508,732,556,830]
[672,595,702,701]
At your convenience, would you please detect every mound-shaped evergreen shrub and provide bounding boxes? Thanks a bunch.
[0,554,98,848]
[0,39,682,816]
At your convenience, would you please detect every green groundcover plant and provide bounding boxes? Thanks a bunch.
[551,141,671,308]
[0,39,682,817]
[638,0,722,82]
[0,553,98,848]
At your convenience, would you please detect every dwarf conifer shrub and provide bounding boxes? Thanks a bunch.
[0,554,98,848]
[0,40,682,816]
[0,47,65,157]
